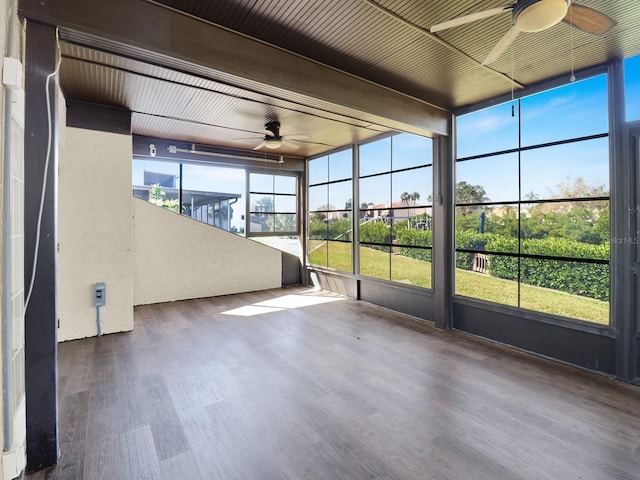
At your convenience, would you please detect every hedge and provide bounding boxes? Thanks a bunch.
[456,234,609,301]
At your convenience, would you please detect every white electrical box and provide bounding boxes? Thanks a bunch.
[2,57,23,90]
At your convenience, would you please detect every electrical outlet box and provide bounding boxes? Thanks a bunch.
[94,282,106,307]
[2,57,23,90]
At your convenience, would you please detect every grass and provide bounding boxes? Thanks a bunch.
[309,241,609,325]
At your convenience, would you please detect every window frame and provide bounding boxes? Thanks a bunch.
[453,72,611,326]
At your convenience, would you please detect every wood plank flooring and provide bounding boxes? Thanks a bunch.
[26,287,640,480]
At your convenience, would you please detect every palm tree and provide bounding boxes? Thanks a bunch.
[408,192,420,229]
[400,192,410,228]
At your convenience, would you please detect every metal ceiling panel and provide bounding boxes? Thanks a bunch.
[51,0,640,158]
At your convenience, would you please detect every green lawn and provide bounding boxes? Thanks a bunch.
[309,242,609,325]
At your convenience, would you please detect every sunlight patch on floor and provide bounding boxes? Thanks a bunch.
[221,290,344,317]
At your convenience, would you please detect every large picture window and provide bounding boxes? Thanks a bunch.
[358,133,433,288]
[308,149,353,272]
[455,74,610,325]
[133,158,299,240]
[249,172,298,235]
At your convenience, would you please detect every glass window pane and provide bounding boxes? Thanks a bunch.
[251,194,274,213]
[274,175,296,194]
[392,133,432,170]
[329,180,352,211]
[180,163,245,233]
[309,156,328,185]
[308,213,328,240]
[329,149,352,182]
[274,194,296,213]
[456,102,519,159]
[250,173,273,193]
[328,240,352,272]
[521,74,608,146]
[521,201,610,258]
[359,174,390,208]
[359,137,391,176]
[456,205,519,252]
[392,212,433,246]
[392,167,432,208]
[455,253,518,307]
[328,211,352,241]
[391,247,431,288]
[456,153,518,204]
[132,159,181,211]
[359,245,390,280]
[308,239,328,267]
[275,213,297,232]
[519,259,609,324]
[309,185,328,212]
[250,213,271,233]
[520,137,609,201]
[625,54,640,122]
[359,219,391,245]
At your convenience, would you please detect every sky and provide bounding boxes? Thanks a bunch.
[454,56,640,203]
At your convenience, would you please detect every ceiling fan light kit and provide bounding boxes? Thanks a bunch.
[264,137,283,149]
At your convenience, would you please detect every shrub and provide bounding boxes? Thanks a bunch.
[486,236,609,301]
[359,222,391,251]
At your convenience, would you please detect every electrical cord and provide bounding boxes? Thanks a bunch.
[24,30,60,312]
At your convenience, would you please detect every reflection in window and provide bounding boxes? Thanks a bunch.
[132,160,247,234]
[358,134,433,288]
[307,148,353,273]
[454,74,610,325]
[133,159,181,212]
[249,173,297,234]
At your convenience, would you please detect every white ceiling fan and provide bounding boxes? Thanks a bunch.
[430,0,616,65]
[236,120,332,152]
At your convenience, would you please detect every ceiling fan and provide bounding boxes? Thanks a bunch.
[430,0,616,65]
[250,120,307,151]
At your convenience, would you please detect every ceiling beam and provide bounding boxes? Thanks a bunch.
[19,0,449,136]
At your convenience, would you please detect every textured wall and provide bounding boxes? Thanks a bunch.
[57,127,134,341]
[133,198,282,305]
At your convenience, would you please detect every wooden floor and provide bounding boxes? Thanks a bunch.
[27,287,640,480]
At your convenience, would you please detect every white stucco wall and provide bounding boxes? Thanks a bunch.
[58,127,134,341]
[133,198,282,305]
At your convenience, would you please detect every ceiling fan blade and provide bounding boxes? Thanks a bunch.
[252,141,267,151]
[482,25,520,66]
[562,3,616,36]
[285,133,310,140]
[430,5,513,33]
[282,139,301,150]
[291,139,336,147]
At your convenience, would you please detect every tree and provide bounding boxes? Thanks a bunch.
[345,198,352,210]
[148,184,179,212]
[456,182,489,215]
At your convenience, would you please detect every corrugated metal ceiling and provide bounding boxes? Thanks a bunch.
[58,0,640,156]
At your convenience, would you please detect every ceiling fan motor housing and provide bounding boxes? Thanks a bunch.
[263,120,283,148]
[514,0,569,32]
